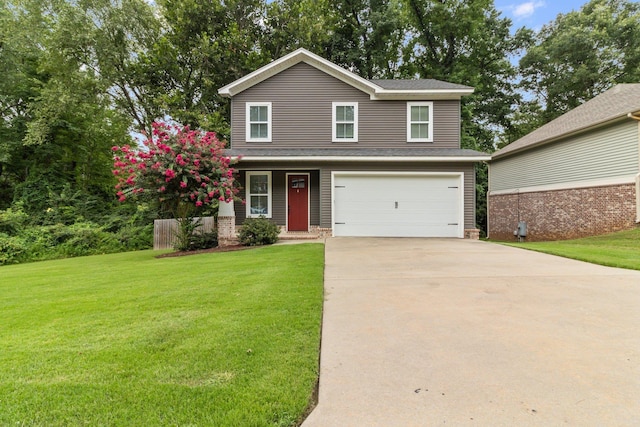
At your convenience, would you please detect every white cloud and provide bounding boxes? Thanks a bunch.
[512,1,545,19]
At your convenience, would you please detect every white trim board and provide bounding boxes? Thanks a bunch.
[488,175,637,196]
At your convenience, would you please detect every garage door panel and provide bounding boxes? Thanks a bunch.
[333,174,463,238]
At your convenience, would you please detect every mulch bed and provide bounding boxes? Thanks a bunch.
[155,245,256,258]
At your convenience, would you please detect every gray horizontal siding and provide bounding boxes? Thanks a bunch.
[490,121,640,192]
[234,170,320,226]
[236,162,476,229]
[231,62,460,149]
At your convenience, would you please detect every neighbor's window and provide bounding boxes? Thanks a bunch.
[407,102,433,142]
[246,171,272,218]
[246,103,272,142]
[332,102,358,142]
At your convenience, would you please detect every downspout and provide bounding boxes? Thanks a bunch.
[636,173,640,223]
[631,112,640,222]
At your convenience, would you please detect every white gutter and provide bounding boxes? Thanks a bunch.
[233,156,491,162]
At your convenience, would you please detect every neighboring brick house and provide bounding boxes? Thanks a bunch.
[488,84,640,241]
[217,48,489,239]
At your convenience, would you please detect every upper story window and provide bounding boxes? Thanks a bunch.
[332,102,358,142]
[246,171,272,218]
[407,102,433,142]
[246,102,272,142]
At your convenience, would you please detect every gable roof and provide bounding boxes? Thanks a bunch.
[218,48,474,100]
[493,84,640,160]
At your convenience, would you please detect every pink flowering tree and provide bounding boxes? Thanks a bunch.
[112,122,241,250]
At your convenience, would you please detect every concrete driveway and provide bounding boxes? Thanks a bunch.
[302,238,640,427]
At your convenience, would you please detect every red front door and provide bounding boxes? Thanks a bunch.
[288,175,309,231]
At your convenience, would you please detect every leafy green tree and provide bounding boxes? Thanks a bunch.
[519,0,640,124]
[263,0,335,59]
[401,0,527,233]
[150,0,270,138]
[325,0,405,79]
[0,0,132,221]
[402,0,526,151]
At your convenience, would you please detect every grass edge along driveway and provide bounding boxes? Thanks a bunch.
[0,243,324,427]
[501,228,640,271]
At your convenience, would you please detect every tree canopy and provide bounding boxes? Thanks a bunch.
[1,0,638,234]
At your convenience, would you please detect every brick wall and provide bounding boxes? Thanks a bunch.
[488,183,637,241]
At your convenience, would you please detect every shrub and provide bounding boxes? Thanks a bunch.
[115,224,153,251]
[187,231,218,251]
[56,223,119,257]
[0,205,28,235]
[238,217,280,246]
[0,233,27,265]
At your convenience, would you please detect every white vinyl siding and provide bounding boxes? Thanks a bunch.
[489,121,640,192]
[407,102,434,142]
[246,103,272,142]
[246,171,272,218]
[332,102,358,142]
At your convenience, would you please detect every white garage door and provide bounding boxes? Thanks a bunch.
[333,173,463,238]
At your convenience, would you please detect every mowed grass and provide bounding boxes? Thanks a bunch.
[504,228,640,270]
[0,243,324,426]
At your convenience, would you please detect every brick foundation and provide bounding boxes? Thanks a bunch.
[488,184,637,241]
[464,229,481,239]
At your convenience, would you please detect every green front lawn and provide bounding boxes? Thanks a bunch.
[0,244,324,426]
[504,228,640,270]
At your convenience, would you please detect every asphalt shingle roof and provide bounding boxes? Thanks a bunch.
[493,84,640,159]
[370,79,473,91]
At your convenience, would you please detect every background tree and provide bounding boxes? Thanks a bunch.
[401,0,528,232]
[263,0,335,59]
[518,0,640,126]
[0,0,131,221]
[324,0,405,79]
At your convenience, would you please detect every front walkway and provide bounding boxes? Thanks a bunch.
[302,238,640,426]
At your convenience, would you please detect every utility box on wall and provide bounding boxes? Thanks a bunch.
[514,221,527,241]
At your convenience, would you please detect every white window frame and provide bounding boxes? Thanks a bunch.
[332,102,358,142]
[246,102,272,142]
[407,102,434,142]
[246,171,272,218]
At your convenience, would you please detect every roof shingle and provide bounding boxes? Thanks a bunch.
[370,79,473,91]
[493,84,640,159]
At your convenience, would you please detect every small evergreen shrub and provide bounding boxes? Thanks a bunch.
[187,231,218,251]
[238,217,280,246]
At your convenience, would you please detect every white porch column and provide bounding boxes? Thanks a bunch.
[218,200,237,246]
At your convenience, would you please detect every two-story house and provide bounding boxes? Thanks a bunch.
[218,48,489,239]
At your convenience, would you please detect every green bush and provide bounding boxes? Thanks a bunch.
[56,223,119,257]
[0,233,27,265]
[238,217,280,246]
[186,231,218,251]
[0,205,28,235]
[115,224,153,251]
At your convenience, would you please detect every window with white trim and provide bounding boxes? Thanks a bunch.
[332,102,358,142]
[407,102,433,142]
[246,103,272,142]
[246,171,272,218]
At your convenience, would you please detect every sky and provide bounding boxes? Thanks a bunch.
[495,0,637,31]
